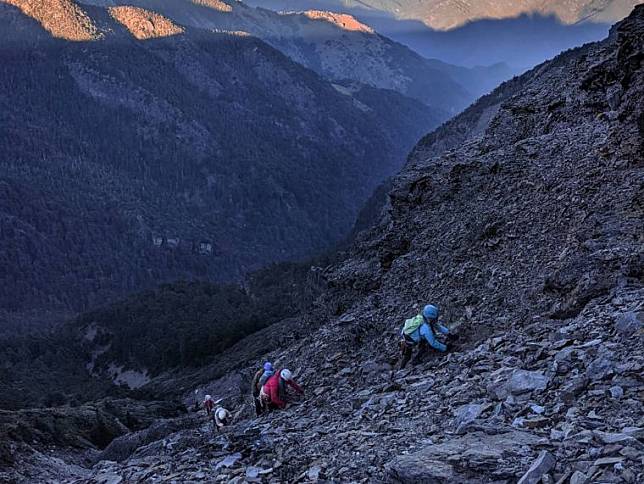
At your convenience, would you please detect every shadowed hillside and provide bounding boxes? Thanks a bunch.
[0,0,441,328]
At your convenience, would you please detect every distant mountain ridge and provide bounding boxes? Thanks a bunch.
[250,0,641,68]
[77,0,512,110]
[254,0,643,30]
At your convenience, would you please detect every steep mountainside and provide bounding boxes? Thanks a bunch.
[77,0,508,111]
[2,5,642,483]
[0,0,443,328]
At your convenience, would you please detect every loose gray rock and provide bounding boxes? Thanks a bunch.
[509,370,549,395]
[517,451,556,484]
[570,470,588,484]
[615,311,642,337]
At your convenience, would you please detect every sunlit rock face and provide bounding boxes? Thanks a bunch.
[108,6,184,39]
[302,10,374,33]
[3,0,99,40]
[191,0,233,13]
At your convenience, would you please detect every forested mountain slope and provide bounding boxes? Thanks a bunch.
[2,5,642,483]
[0,0,440,328]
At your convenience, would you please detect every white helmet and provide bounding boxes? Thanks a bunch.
[280,369,293,381]
[205,394,212,401]
[216,408,228,421]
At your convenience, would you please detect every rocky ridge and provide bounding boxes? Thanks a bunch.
[4,0,99,40]
[404,0,643,30]
[301,10,374,33]
[271,0,644,30]
[2,4,643,484]
[108,6,184,39]
[192,0,232,13]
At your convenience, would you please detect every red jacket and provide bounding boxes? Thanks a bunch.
[262,371,303,408]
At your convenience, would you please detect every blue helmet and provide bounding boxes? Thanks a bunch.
[422,304,439,320]
[263,361,273,371]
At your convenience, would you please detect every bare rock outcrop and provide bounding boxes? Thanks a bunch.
[108,5,184,39]
[3,0,99,40]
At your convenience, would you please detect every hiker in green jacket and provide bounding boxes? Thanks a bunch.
[398,304,450,370]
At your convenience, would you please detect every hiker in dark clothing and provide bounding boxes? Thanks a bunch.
[252,362,275,415]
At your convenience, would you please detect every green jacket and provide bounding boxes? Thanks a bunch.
[402,314,424,335]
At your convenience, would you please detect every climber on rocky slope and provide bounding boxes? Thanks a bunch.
[252,361,275,415]
[397,304,450,370]
[213,407,232,431]
[203,394,215,415]
[260,368,304,411]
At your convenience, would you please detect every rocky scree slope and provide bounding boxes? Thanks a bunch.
[2,5,644,483]
[0,0,440,327]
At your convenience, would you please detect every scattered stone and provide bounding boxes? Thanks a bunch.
[509,370,549,395]
[586,352,616,381]
[517,451,556,484]
[487,369,548,400]
[570,470,588,484]
[614,312,642,337]
[388,431,542,482]
[593,456,625,466]
[214,453,242,471]
[453,403,483,433]
[307,465,322,481]
[594,430,644,448]
[561,377,589,403]
[608,386,624,399]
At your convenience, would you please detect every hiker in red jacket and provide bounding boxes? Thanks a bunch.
[260,369,304,410]
[203,394,215,415]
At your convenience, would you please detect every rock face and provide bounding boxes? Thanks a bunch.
[2,4,643,484]
[302,10,374,33]
[108,6,184,39]
[4,0,99,40]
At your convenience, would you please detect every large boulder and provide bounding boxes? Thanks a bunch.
[386,431,542,482]
[487,369,549,400]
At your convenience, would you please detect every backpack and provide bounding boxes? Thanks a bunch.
[402,314,424,336]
